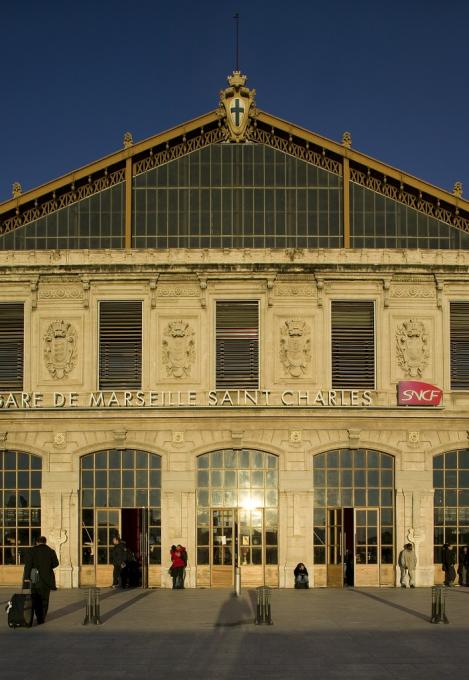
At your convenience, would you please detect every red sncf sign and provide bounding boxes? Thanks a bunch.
[398,381,443,406]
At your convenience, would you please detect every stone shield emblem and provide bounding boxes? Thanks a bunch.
[162,320,195,378]
[396,319,429,378]
[44,320,77,379]
[280,320,311,378]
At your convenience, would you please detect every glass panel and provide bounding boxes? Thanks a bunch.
[211,451,223,468]
[224,450,237,468]
[109,450,121,468]
[95,451,107,469]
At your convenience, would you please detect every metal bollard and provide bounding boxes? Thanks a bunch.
[83,587,102,625]
[92,587,102,625]
[430,585,449,624]
[255,586,273,625]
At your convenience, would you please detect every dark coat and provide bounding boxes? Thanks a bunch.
[442,546,456,571]
[24,543,59,590]
[111,540,128,567]
[294,563,308,577]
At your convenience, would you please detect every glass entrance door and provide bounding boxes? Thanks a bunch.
[82,507,158,588]
[209,507,267,587]
[211,509,236,587]
[354,508,380,586]
[325,507,381,587]
[326,508,344,587]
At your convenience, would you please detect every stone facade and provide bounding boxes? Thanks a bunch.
[0,248,468,588]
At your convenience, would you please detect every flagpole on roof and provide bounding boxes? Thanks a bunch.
[234,12,240,72]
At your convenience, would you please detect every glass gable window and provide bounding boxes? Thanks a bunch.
[0,451,42,565]
[433,449,469,565]
[0,183,125,250]
[133,143,343,249]
[350,183,469,249]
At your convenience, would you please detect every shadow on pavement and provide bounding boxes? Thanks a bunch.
[100,589,153,623]
[351,587,430,622]
[214,592,254,627]
[47,587,131,622]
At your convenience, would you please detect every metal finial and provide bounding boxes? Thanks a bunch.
[233,12,240,72]
[453,181,463,198]
[12,182,22,198]
[123,131,134,149]
[342,131,352,149]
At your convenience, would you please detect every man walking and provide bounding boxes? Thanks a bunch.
[23,536,59,624]
[111,535,128,588]
[442,543,457,586]
[398,543,417,588]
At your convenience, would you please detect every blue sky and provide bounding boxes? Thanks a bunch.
[1,0,469,203]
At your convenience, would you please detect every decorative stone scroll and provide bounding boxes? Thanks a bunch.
[395,319,429,378]
[280,320,311,378]
[43,320,78,379]
[162,321,195,378]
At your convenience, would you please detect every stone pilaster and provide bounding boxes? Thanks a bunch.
[40,489,78,588]
[395,487,434,586]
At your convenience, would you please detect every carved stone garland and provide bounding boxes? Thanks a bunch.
[395,319,429,378]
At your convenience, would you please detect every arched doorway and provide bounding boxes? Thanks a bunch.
[80,448,161,587]
[433,448,469,584]
[312,448,395,587]
[196,448,279,588]
[0,450,42,585]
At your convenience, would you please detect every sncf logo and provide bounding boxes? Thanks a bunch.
[398,381,443,406]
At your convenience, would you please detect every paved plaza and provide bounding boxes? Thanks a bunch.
[1,586,469,679]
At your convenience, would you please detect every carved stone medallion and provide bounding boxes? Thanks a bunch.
[162,320,195,378]
[43,320,78,379]
[280,320,311,378]
[395,319,429,377]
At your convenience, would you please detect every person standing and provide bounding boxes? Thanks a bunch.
[398,543,417,588]
[23,536,59,625]
[442,543,456,586]
[458,545,469,586]
[170,545,186,589]
[111,535,128,588]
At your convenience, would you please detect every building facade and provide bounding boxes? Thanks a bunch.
[1,73,469,589]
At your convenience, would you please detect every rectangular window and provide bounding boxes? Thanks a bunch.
[450,301,469,389]
[99,301,142,390]
[331,301,375,389]
[216,301,259,389]
[0,303,24,390]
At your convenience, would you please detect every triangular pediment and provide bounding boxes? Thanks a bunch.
[1,90,469,246]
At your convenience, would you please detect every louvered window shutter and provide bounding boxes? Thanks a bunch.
[331,301,375,389]
[450,301,469,389]
[0,303,24,390]
[216,301,259,389]
[99,301,142,390]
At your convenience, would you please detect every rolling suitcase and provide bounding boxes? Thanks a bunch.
[6,589,33,628]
